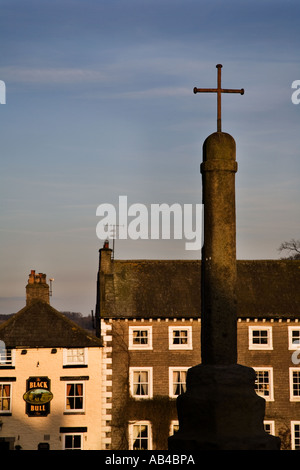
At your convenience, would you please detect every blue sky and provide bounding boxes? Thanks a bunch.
[0,0,299,315]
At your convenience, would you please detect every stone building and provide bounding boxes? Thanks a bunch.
[97,241,300,450]
[0,270,103,450]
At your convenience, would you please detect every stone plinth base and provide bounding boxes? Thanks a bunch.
[168,363,280,450]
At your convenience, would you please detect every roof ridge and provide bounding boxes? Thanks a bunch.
[0,300,102,348]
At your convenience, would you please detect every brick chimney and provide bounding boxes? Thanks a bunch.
[95,240,113,338]
[100,239,113,274]
[26,270,50,305]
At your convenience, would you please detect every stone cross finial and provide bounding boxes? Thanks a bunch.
[194,64,244,132]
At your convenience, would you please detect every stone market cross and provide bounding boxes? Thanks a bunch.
[168,64,281,450]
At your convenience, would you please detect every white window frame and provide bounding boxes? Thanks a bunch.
[291,421,300,450]
[170,420,179,436]
[0,347,15,367]
[249,326,273,350]
[169,326,192,350]
[0,382,12,413]
[128,421,152,450]
[128,326,153,350]
[63,348,87,366]
[288,327,300,350]
[264,420,275,436]
[254,367,274,401]
[129,367,153,399]
[62,433,83,450]
[64,381,85,412]
[289,368,300,401]
[169,367,189,398]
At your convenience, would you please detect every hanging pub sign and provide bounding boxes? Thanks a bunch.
[23,377,53,416]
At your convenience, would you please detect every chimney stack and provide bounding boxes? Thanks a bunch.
[95,240,113,338]
[26,270,50,305]
[99,239,113,274]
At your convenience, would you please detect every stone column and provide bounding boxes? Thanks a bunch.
[201,132,237,365]
[168,133,281,450]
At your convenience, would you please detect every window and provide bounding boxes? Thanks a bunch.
[65,382,84,412]
[63,433,83,450]
[254,368,274,401]
[288,327,300,350]
[128,326,152,350]
[0,345,14,367]
[0,383,12,413]
[129,421,152,450]
[289,368,300,401]
[169,368,188,398]
[129,368,153,399]
[249,326,273,350]
[170,420,179,435]
[63,348,87,366]
[291,422,300,450]
[169,326,192,350]
[264,421,275,435]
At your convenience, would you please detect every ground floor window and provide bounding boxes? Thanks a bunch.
[0,383,12,412]
[170,420,179,435]
[0,438,14,450]
[63,433,83,450]
[264,421,275,435]
[129,421,152,450]
[291,422,300,450]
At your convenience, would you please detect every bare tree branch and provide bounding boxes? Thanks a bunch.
[278,239,300,259]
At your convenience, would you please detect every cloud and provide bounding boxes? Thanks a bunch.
[0,54,205,86]
[0,66,107,84]
[82,86,192,101]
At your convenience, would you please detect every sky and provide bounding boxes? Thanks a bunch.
[0,0,299,316]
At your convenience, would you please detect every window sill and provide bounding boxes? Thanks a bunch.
[63,365,88,369]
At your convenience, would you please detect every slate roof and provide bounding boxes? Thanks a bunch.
[0,300,102,349]
[100,259,300,320]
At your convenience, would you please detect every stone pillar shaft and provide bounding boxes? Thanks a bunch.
[169,130,281,450]
[201,132,237,365]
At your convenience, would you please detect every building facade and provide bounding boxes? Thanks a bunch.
[101,316,201,450]
[238,317,300,449]
[0,271,103,450]
[97,242,300,450]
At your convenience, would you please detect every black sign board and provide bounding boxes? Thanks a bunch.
[23,377,53,417]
